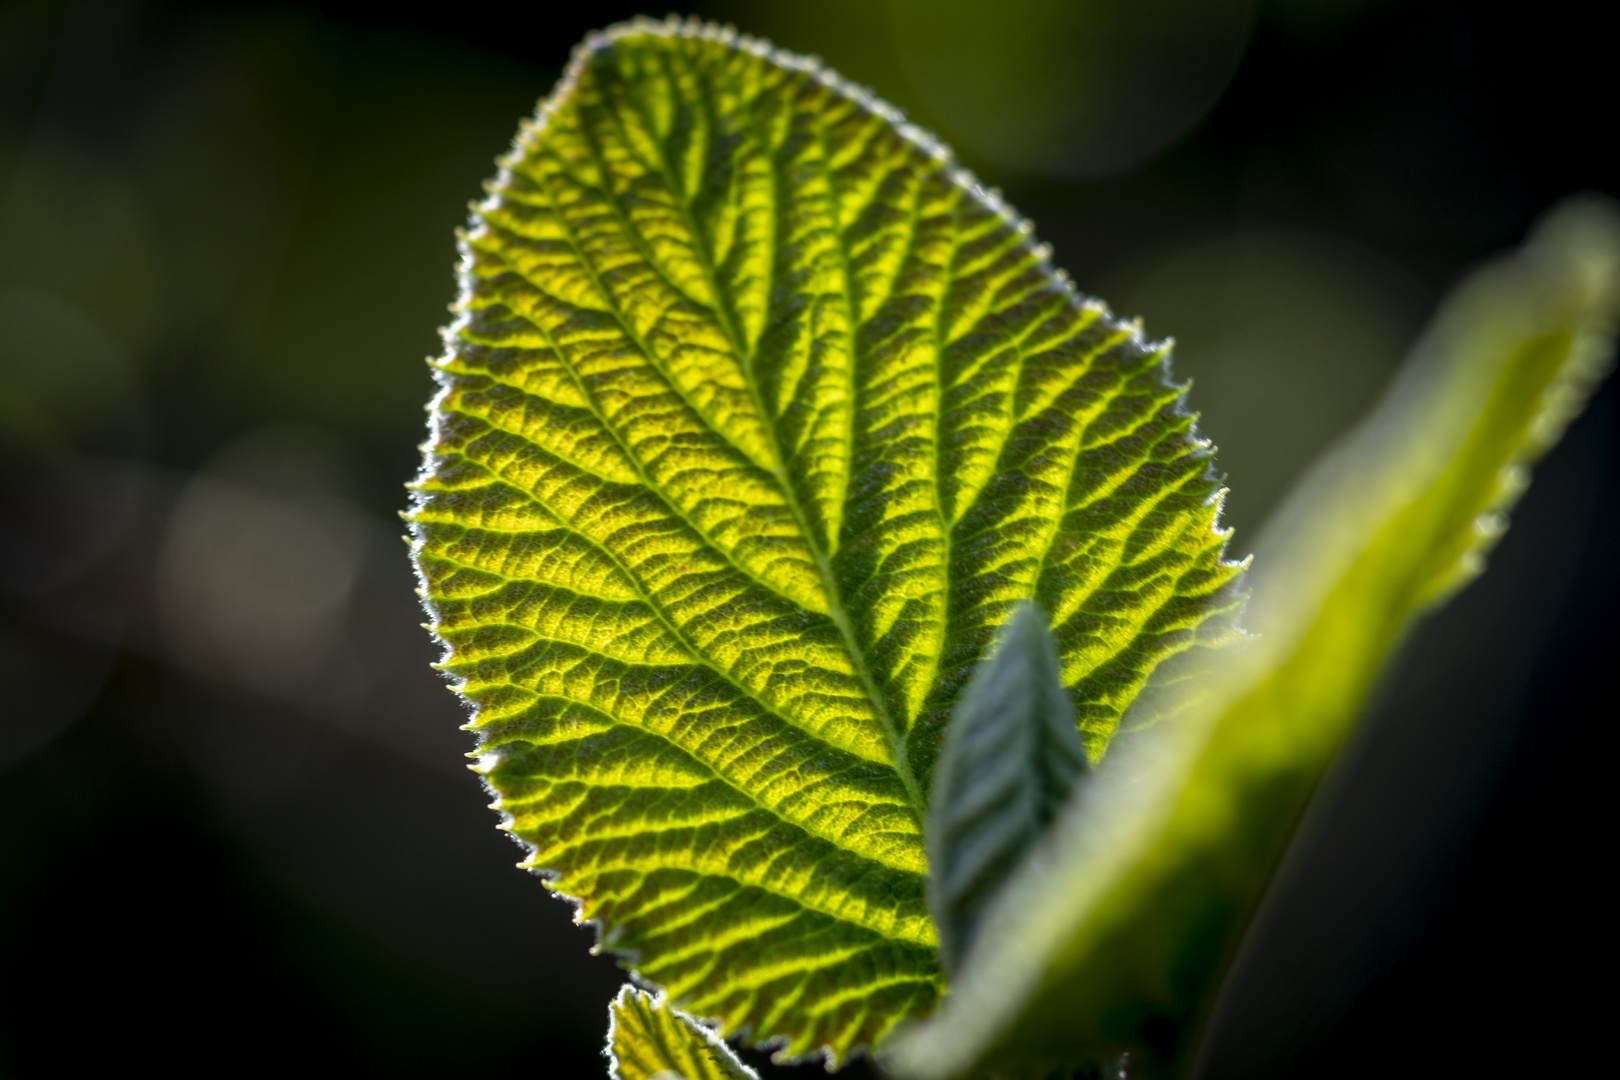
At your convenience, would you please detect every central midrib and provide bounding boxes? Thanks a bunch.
[633,46,927,814]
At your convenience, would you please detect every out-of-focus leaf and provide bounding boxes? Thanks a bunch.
[408,16,1242,1061]
[927,602,1086,974]
[608,985,757,1080]
[886,198,1620,1079]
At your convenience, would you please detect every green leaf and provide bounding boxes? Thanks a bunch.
[608,985,758,1080]
[885,198,1620,1079]
[927,602,1086,974]
[408,15,1242,1062]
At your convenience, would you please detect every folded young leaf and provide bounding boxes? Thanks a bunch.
[608,985,758,1080]
[886,198,1620,1079]
[408,15,1242,1062]
[928,603,1087,974]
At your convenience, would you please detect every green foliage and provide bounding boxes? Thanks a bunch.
[408,15,1242,1064]
[411,14,1618,1077]
[886,199,1620,1079]
[609,985,758,1080]
[926,603,1086,974]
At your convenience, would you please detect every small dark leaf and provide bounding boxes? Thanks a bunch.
[927,603,1087,973]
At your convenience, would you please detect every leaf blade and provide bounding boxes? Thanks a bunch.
[608,985,758,1080]
[410,15,1243,1062]
[885,196,1620,1079]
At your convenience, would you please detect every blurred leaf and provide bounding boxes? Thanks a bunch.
[885,197,1620,1078]
[608,985,757,1080]
[409,17,1241,1062]
[927,603,1086,974]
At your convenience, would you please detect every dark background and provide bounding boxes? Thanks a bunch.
[1,1,1613,1076]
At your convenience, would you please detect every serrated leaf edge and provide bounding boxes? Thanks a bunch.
[607,984,760,1080]
[407,13,1246,1068]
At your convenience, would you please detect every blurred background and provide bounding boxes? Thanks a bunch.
[1,1,1614,1076]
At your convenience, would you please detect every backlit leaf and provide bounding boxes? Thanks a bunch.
[608,985,757,1080]
[886,197,1620,1079]
[408,15,1242,1062]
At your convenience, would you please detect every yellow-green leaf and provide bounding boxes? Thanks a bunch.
[608,985,757,1080]
[408,16,1242,1062]
[886,198,1620,1079]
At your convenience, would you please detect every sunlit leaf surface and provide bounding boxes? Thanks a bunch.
[887,198,1620,1079]
[409,16,1241,1061]
[608,985,757,1080]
